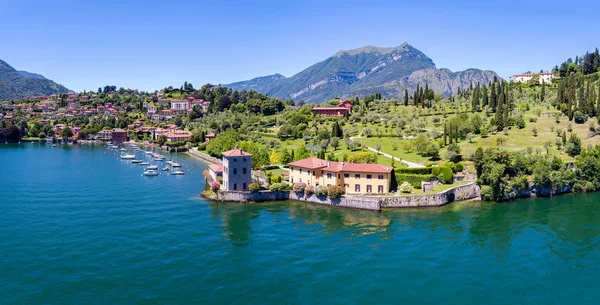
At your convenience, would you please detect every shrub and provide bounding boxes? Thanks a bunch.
[480,185,493,201]
[269,183,284,192]
[399,181,412,193]
[293,182,307,193]
[216,176,223,184]
[315,185,328,197]
[516,117,526,129]
[249,183,260,193]
[210,181,220,192]
[446,162,464,173]
[327,185,345,199]
[305,185,315,195]
[347,151,377,164]
[282,183,292,191]
[197,142,208,150]
[270,175,282,184]
[573,110,588,124]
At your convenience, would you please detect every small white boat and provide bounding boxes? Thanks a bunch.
[120,154,136,159]
[155,157,165,161]
[145,151,153,155]
[162,166,170,171]
[52,144,56,147]
[139,162,149,165]
[143,170,159,176]
[171,169,185,175]
[119,148,126,151]
[166,160,173,165]
[132,159,142,163]
[172,162,181,167]
[146,165,158,170]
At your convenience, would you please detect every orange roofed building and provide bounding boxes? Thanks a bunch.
[311,100,353,117]
[288,157,393,194]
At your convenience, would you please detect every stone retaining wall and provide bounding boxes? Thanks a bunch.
[211,183,480,211]
[188,148,222,164]
[379,183,480,208]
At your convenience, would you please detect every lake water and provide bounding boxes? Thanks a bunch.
[1,143,600,304]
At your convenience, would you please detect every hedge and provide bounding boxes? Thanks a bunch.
[395,167,433,175]
[395,174,432,188]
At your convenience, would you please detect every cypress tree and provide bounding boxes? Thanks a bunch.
[404,89,409,106]
[481,85,488,107]
[541,81,546,102]
[490,82,497,110]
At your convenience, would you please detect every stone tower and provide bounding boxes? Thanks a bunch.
[221,145,253,191]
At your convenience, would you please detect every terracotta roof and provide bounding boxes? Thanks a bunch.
[208,164,223,173]
[222,146,252,157]
[288,157,393,173]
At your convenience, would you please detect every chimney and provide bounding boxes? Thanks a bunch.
[327,161,330,167]
[341,161,345,166]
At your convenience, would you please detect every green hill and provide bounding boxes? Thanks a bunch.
[0,59,69,100]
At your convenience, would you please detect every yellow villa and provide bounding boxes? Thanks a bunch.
[287,157,394,194]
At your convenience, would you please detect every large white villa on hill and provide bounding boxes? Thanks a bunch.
[509,72,558,84]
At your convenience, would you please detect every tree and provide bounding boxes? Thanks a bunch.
[157,134,167,146]
[330,137,340,151]
[566,134,582,156]
[269,150,279,165]
[375,143,382,154]
[404,89,409,106]
[61,127,73,139]
[331,121,343,138]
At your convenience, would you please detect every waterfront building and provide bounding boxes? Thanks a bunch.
[205,132,215,142]
[311,100,353,117]
[222,146,252,191]
[208,164,223,180]
[288,157,393,194]
[111,128,128,143]
[509,72,557,84]
[98,129,112,140]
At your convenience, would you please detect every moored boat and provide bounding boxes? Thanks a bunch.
[146,165,158,170]
[120,154,136,159]
[172,162,181,167]
[143,170,159,176]
[139,162,149,165]
[171,169,185,175]
[162,166,170,171]
[132,159,142,163]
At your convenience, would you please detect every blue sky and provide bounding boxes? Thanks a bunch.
[2,0,599,92]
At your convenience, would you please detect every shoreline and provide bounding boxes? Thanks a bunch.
[202,183,481,211]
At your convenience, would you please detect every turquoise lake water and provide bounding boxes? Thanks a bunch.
[1,143,600,304]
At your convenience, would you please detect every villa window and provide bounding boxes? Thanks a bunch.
[355,184,360,192]
[243,168,247,174]
[233,158,237,162]
[327,173,332,179]
[344,183,349,188]
[308,170,311,175]
[234,183,237,190]
[300,169,302,174]
[243,183,247,190]
[367,175,372,180]
[378,175,384,180]
[378,185,384,193]
[338,174,340,179]
[344,173,349,178]
[367,185,372,193]
[243,158,246,162]
[234,168,237,175]
[355,174,360,179]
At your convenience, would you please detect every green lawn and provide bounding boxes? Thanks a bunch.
[399,181,468,196]
[357,137,431,164]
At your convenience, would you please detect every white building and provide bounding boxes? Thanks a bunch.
[510,72,558,84]
[170,100,190,112]
[222,146,252,191]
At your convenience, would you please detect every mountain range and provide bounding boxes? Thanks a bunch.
[0,59,69,101]
[225,43,499,103]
